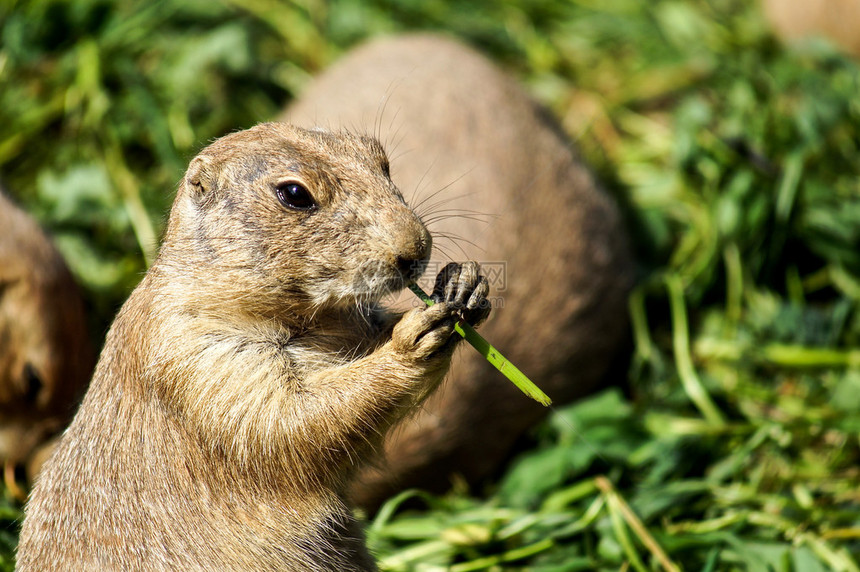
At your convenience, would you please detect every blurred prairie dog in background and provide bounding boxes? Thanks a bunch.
[284,33,634,510]
[0,188,92,495]
[763,0,860,56]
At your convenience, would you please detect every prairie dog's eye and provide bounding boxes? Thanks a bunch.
[275,181,316,211]
[22,363,43,403]
[381,161,391,178]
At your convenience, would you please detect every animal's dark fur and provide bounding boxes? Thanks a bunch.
[0,189,92,482]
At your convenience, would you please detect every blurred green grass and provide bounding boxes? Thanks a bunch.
[2,0,860,570]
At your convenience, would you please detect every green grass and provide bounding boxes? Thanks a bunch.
[408,283,554,407]
[2,0,860,570]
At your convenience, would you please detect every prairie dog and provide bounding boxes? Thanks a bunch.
[0,189,92,485]
[284,34,633,508]
[17,123,490,570]
[763,0,860,57]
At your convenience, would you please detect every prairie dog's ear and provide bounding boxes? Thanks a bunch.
[185,156,217,200]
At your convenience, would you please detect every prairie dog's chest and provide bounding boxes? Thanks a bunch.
[285,323,385,376]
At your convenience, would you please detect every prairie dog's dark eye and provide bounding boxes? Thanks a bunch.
[381,161,391,178]
[275,181,316,211]
[22,363,43,403]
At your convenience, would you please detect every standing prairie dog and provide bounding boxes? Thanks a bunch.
[0,189,92,489]
[284,34,633,509]
[17,123,491,570]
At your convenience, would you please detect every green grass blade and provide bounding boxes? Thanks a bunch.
[665,274,726,426]
[408,284,552,406]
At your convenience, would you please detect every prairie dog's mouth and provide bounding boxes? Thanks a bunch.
[398,255,430,286]
[305,256,430,311]
[352,257,428,300]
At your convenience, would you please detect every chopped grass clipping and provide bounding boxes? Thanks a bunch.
[408,283,552,406]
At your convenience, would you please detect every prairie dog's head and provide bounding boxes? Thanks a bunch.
[162,123,431,315]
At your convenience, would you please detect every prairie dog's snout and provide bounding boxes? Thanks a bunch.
[345,203,431,304]
[377,203,433,283]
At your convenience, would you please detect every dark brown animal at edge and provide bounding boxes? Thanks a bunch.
[0,189,93,494]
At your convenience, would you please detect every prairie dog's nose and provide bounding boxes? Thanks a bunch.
[391,210,432,282]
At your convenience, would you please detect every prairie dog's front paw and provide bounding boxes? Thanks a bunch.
[431,261,491,327]
[392,304,456,360]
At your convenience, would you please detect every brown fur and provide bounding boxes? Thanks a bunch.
[0,189,92,479]
[17,123,489,570]
[283,34,633,509]
[763,0,860,57]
